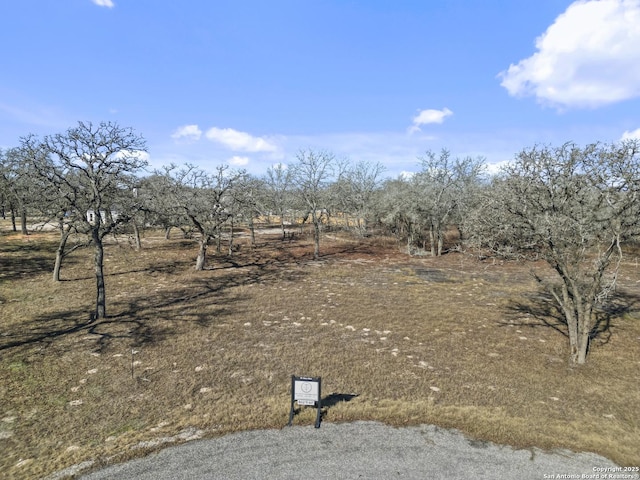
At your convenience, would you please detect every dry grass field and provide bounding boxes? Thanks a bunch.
[1,220,639,479]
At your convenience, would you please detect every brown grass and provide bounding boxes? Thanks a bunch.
[1,221,639,479]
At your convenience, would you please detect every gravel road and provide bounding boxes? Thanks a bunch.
[79,421,622,480]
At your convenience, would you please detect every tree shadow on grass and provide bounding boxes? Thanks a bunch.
[503,288,640,345]
[322,393,359,408]
[0,241,56,284]
[0,234,91,285]
[0,310,95,352]
[0,253,307,353]
[59,258,195,282]
[319,393,359,423]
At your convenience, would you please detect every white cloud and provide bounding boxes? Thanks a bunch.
[409,108,453,133]
[621,128,640,140]
[498,0,640,109]
[229,155,249,166]
[486,160,511,176]
[205,127,278,153]
[113,149,150,163]
[171,124,202,141]
[92,0,115,7]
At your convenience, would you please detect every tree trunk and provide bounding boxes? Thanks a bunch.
[216,226,222,254]
[20,208,28,235]
[164,226,171,240]
[248,215,255,248]
[558,279,594,365]
[576,324,590,364]
[429,224,436,256]
[312,210,320,260]
[280,214,286,240]
[53,220,71,282]
[558,282,580,365]
[196,236,208,270]
[132,222,142,250]
[228,217,234,256]
[11,207,16,231]
[575,301,594,365]
[93,229,107,319]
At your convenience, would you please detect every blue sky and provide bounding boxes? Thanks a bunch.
[1,0,639,177]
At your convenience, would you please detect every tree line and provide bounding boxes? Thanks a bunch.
[2,121,639,365]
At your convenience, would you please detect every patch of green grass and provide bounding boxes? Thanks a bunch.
[7,361,28,373]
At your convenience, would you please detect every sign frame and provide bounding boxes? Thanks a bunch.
[288,375,322,428]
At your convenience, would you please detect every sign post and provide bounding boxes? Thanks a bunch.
[288,375,322,428]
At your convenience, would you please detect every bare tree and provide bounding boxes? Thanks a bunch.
[415,150,485,256]
[470,141,640,365]
[39,121,147,319]
[157,164,245,270]
[263,163,293,239]
[138,173,185,240]
[342,160,385,234]
[291,149,336,260]
[0,149,15,227]
[0,146,40,235]
[18,134,87,281]
[376,176,425,254]
[231,175,264,249]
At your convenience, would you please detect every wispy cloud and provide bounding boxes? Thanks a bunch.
[621,128,640,140]
[498,0,640,109]
[409,108,453,133]
[171,124,202,141]
[229,155,250,166]
[205,127,278,153]
[152,127,555,179]
[92,0,115,8]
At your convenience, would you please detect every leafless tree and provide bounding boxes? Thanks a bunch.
[470,141,640,364]
[231,175,264,249]
[0,146,41,235]
[39,121,147,319]
[375,176,426,254]
[157,164,245,270]
[17,134,87,281]
[291,149,336,260]
[328,160,385,234]
[263,163,293,239]
[415,150,485,256]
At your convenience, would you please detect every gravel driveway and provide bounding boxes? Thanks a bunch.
[78,421,624,480]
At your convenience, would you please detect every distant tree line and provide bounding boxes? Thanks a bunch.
[2,120,640,365]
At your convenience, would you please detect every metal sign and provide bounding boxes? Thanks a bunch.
[288,375,322,428]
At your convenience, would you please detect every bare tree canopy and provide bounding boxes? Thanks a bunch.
[329,160,385,235]
[37,121,148,319]
[263,163,293,240]
[0,145,43,234]
[415,150,485,256]
[291,149,336,260]
[470,141,640,364]
[155,164,245,270]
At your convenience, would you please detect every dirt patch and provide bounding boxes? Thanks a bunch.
[413,268,454,283]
